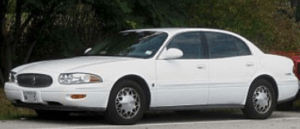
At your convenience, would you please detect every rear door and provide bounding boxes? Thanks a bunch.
[205,32,257,105]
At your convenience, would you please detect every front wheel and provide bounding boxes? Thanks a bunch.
[242,79,276,119]
[105,80,146,125]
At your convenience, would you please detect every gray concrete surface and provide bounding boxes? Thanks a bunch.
[1,110,300,129]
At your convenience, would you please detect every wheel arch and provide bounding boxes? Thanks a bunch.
[110,74,151,110]
[247,74,279,101]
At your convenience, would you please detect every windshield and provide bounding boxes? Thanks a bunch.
[85,31,168,58]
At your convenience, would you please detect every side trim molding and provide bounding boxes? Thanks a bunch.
[150,104,244,111]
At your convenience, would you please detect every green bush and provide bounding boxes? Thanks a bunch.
[187,0,300,52]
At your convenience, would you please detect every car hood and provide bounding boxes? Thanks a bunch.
[13,56,137,73]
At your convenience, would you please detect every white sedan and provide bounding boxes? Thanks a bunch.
[5,28,299,124]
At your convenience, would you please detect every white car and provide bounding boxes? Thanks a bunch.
[5,28,299,124]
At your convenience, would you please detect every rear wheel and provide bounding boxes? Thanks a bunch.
[105,80,146,125]
[242,79,276,119]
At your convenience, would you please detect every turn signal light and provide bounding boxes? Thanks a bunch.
[71,94,86,99]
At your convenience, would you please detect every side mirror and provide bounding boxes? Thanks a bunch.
[160,48,183,60]
[84,48,92,54]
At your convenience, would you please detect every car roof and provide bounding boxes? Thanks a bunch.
[124,28,235,34]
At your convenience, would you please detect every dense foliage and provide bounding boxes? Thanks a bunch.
[1,0,300,86]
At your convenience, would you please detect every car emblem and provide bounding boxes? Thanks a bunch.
[30,76,36,85]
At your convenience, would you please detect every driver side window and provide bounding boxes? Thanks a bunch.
[166,32,203,59]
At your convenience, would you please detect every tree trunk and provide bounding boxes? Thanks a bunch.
[296,0,300,22]
[23,41,37,64]
[14,0,22,45]
[0,68,4,86]
[3,0,23,86]
[0,0,7,87]
[292,0,298,7]
[5,39,11,83]
[12,0,22,57]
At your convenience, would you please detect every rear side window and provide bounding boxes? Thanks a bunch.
[235,39,251,56]
[205,32,251,59]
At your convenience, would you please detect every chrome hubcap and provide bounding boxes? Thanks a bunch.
[253,86,272,114]
[115,87,140,119]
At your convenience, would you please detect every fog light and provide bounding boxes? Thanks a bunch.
[71,94,86,99]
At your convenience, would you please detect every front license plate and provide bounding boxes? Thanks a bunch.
[23,91,37,102]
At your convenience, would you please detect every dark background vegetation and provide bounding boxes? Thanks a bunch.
[1,0,300,87]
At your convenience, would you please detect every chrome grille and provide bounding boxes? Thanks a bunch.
[17,74,53,87]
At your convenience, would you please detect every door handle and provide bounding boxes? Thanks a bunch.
[246,62,254,67]
[197,64,205,69]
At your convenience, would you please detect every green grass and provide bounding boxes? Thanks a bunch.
[294,99,300,108]
[0,88,36,120]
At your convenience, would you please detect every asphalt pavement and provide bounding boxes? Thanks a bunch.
[1,110,300,129]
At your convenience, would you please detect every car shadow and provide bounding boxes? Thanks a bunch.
[141,110,246,124]
[276,109,298,112]
[21,108,297,126]
[22,109,250,125]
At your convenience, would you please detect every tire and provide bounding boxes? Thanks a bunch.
[35,110,70,119]
[242,79,276,119]
[105,80,146,125]
[276,100,294,111]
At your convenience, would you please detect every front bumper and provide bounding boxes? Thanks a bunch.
[4,82,110,111]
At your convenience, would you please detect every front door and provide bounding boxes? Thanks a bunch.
[155,32,209,107]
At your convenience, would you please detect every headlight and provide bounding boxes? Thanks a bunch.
[58,73,102,84]
[9,72,16,83]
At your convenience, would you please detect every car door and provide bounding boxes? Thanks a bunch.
[155,32,209,107]
[205,32,257,105]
